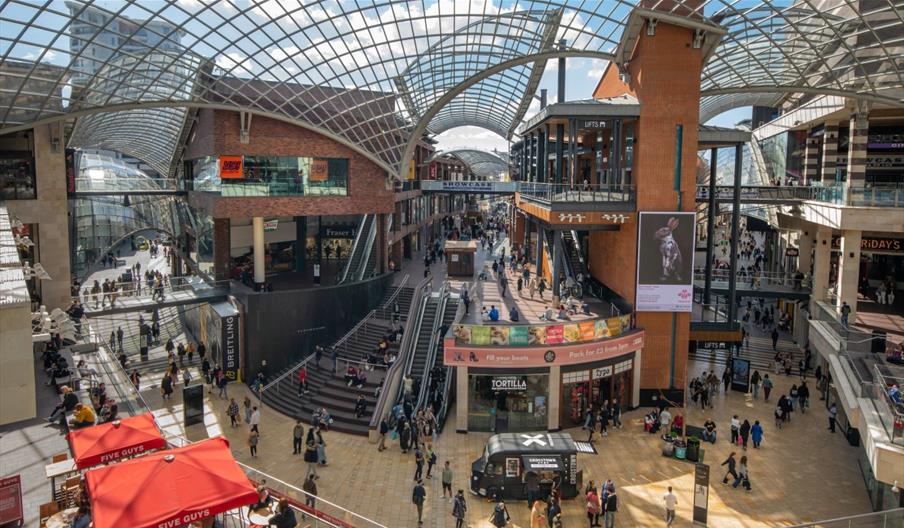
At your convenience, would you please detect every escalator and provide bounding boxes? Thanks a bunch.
[427,294,459,431]
[338,214,376,283]
[561,230,587,279]
[398,294,439,404]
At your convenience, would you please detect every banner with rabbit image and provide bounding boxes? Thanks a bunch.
[636,212,696,312]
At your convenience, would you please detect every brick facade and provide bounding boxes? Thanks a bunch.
[185,110,393,218]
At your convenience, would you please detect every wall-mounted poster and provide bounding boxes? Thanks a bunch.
[636,212,696,312]
[546,325,564,344]
[509,326,529,346]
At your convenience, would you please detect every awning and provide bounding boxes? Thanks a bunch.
[85,437,258,528]
[67,413,166,469]
[521,455,564,472]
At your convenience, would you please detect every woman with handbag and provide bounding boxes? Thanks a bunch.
[586,486,601,527]
[303,431,319,480]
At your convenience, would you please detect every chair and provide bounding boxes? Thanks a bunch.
[39,502,59,527]
[58,476,81,508]
[51,453,68,463]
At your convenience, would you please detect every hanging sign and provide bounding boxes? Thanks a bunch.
[219,156,244,179]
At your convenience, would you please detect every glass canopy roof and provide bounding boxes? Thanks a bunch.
[1,0,902,179]
[433,148,510,179]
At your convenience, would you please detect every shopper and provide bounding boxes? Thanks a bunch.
[828,403,838,433]
[304,431,319,479]
[603,488,617,528]
[452,490,467,528]
[798,381,810,413]
[586,486,601,527]
[316,428,327,465]
[414,445,425,481]
[248,429,259,458]
[663,486,678,526]
[490,501,510,527]
[441,461,454,498]
[226,398,239,427]
[302,475,317,519]
[721,452,738,484]
[249,406,260,433]
[269,498,296,528]
[762,374,774,401]
[750,370,762,399]
[739,419,751,450]
[243,396,252,424]
[730,415,740,445]
[732,456,751,490]
[292,420,304,455]
[412,479,427,525]
[751,420,763,448]
[378,415,389,451]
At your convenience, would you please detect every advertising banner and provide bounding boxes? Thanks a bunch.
[636,212,695,312]
[0,475,23,525]
[219,156,244,179]
[310,158,329,181]
[444,330,644,368]
[693,464,710,525]
[452,315,632,347]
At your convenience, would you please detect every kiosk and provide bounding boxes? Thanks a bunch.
[470,432,582,501]
[445,240,477,276]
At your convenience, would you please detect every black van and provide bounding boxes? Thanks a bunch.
[470,432,582,501]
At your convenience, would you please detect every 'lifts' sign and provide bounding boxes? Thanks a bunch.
[831,236,903,253]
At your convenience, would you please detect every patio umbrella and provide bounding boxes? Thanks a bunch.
[67,412,166,469]
[85,437,258,528]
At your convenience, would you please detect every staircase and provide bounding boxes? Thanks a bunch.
[260,282,415,435]
[689,335,804,373]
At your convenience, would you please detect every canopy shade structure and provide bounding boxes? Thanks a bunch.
[67,412,166,469]
[84,437,257,528]
[431,148,510,180]
[1,0,903,180]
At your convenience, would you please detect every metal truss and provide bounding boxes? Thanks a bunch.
[433,147,509,179]
[1,0,902,181]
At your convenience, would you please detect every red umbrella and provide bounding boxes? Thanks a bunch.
[85,437,258,528]
[67,412,166,469]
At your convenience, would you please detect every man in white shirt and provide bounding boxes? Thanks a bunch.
[730,415,740,445]
[660,409,672,428]
[250,406,261,433]
[663,486,678,526]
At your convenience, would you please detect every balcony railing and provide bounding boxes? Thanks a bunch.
[693,269,810,291]
[519,182,636,204]
[695,183,904,208]
[186,176,348,197]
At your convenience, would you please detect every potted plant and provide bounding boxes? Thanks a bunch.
[686,436,701,462]
[660,434,676,457]
[672,438,687,460]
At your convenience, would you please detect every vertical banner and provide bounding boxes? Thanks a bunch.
[407,159,416,180]
[636,212,696,311]
[693,464,710,525]
[221,313,239,381]
[0,475,23,526]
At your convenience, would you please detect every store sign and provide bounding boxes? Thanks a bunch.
[785,247,799,257]
[491,377,527,391]
[578,120,608,129]
[429,162,437,180]
[219,156,244,179]
[569,454,577,484]
[831,236,904,253]
[222,314,239,381]
[698,341,728,350]
[0,475,23,525]
[310,158,329,181]
[592,366,613,379]
[321,225,356,239]
[444,330,644,368]
[263,219,279,232]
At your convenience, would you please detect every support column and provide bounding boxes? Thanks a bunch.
[837,230,862,322]
[537,127,546,182]
[535,225,545,279]
[821,123,840,183]
[798,229,813,275]
[803,132,822,185]
[703,147,717,305]
[812,226,832,302]
[455,366,468,433]
[846,102,870,188]
[611,119,622,185]
[530,133,537,182]
[294,216,306,273]
[568,118,577,187]
[727,143,742,324]
[555,123,565,185]
[547,365,560,431]
[213,218,231,282]
[252,216,265,288]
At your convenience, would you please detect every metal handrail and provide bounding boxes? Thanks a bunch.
[415,284,449,411]
[437,282,476,432]
[356,213,378,282]
[337,214,369,284]
[368,275,431,430]
[334,274,409,355]
[259,352,317,396]
[785,508,903,528]
[396,293,430,405]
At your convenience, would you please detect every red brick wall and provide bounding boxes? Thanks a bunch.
[185,110,392,218]
[590,22,702,391]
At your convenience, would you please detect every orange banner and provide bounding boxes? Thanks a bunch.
[310,159,329,181]
[219,156,243,179]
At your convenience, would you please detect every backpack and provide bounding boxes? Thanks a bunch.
[429,451,437,464]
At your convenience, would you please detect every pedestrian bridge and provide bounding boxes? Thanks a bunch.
[80,277,229,317]
[693,271,812,301]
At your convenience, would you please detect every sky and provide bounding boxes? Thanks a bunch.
[434,57,752,152]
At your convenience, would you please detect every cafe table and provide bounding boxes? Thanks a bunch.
[44,507,78,528]
[245,505,274,526]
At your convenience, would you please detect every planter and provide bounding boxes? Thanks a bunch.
[686,438,701,462]
[674,446,687,459]
[661,439,675,457]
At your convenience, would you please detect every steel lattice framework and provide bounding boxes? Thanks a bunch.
[1,0,903,180]
[434,148,510,179]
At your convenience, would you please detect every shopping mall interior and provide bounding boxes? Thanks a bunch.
[1,1,903,527]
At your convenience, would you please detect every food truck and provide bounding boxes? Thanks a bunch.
[470,432,582,501]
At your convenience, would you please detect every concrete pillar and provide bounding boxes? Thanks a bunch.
[252,216,265,286]
[632,349,642,409]
[294,216,306,273]
[535,225,545,277]
[547,366,560,431]
[846,103,870,188]
[821,123,840,183]
[555,123,565,185]
[537,128,546,182]
[213,218,231,281]
[836,230,861,321]
[456,365,468,433]
[798,229,813,275]
[812,226,832,302]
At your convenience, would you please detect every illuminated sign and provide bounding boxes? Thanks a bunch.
[218,156,243,179]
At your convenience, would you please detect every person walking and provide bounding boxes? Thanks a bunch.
[490,501,510,527]
[243,396,252,424]
[531,498,548,528]
[441,461,454,498]
[298,366,308,396]
[293,420,304,455]
[302,475,317,519]
[739,419,751,450]
[226,398,239,428]
[249,406,260,433]
[304,430,319,480]
[663,486,678,527]
[603,488,617,528]
[378,415,390,451]
[750,370,762,399]
[452,490,467,528]
[730,415,740,445]
[412,479,427,525]
[721,452,738,484]
[828,403,838,433]
[116,326,124,352]
[751,420,763,448]
[248,429,259,458]
[771,327,779,350]
[586,486,601,527]
[732,456,751,490]
[762,375,774,401]
[798,381,810,413]
[414,445,425,481]
[316,428,327,465]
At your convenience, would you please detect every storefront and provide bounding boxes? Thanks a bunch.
[830,234,904,289]
[560,356,636,428]
[467,371,549,432]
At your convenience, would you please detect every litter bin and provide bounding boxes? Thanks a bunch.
[686,438,701,462]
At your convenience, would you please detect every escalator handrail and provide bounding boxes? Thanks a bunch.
[396,293,432,405]
[338,214,369,284]
[415,283,449,411]
[437,281,476,432]
[356,215,378,282]
[369,275,431,431]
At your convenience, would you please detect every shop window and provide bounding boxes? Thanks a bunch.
[562,371,589,384]
[468,374,548,432]
[0,155,37,200]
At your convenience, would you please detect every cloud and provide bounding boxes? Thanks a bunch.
[434,126,508,151]
[215,52,253,75]
[587,67,604,79]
